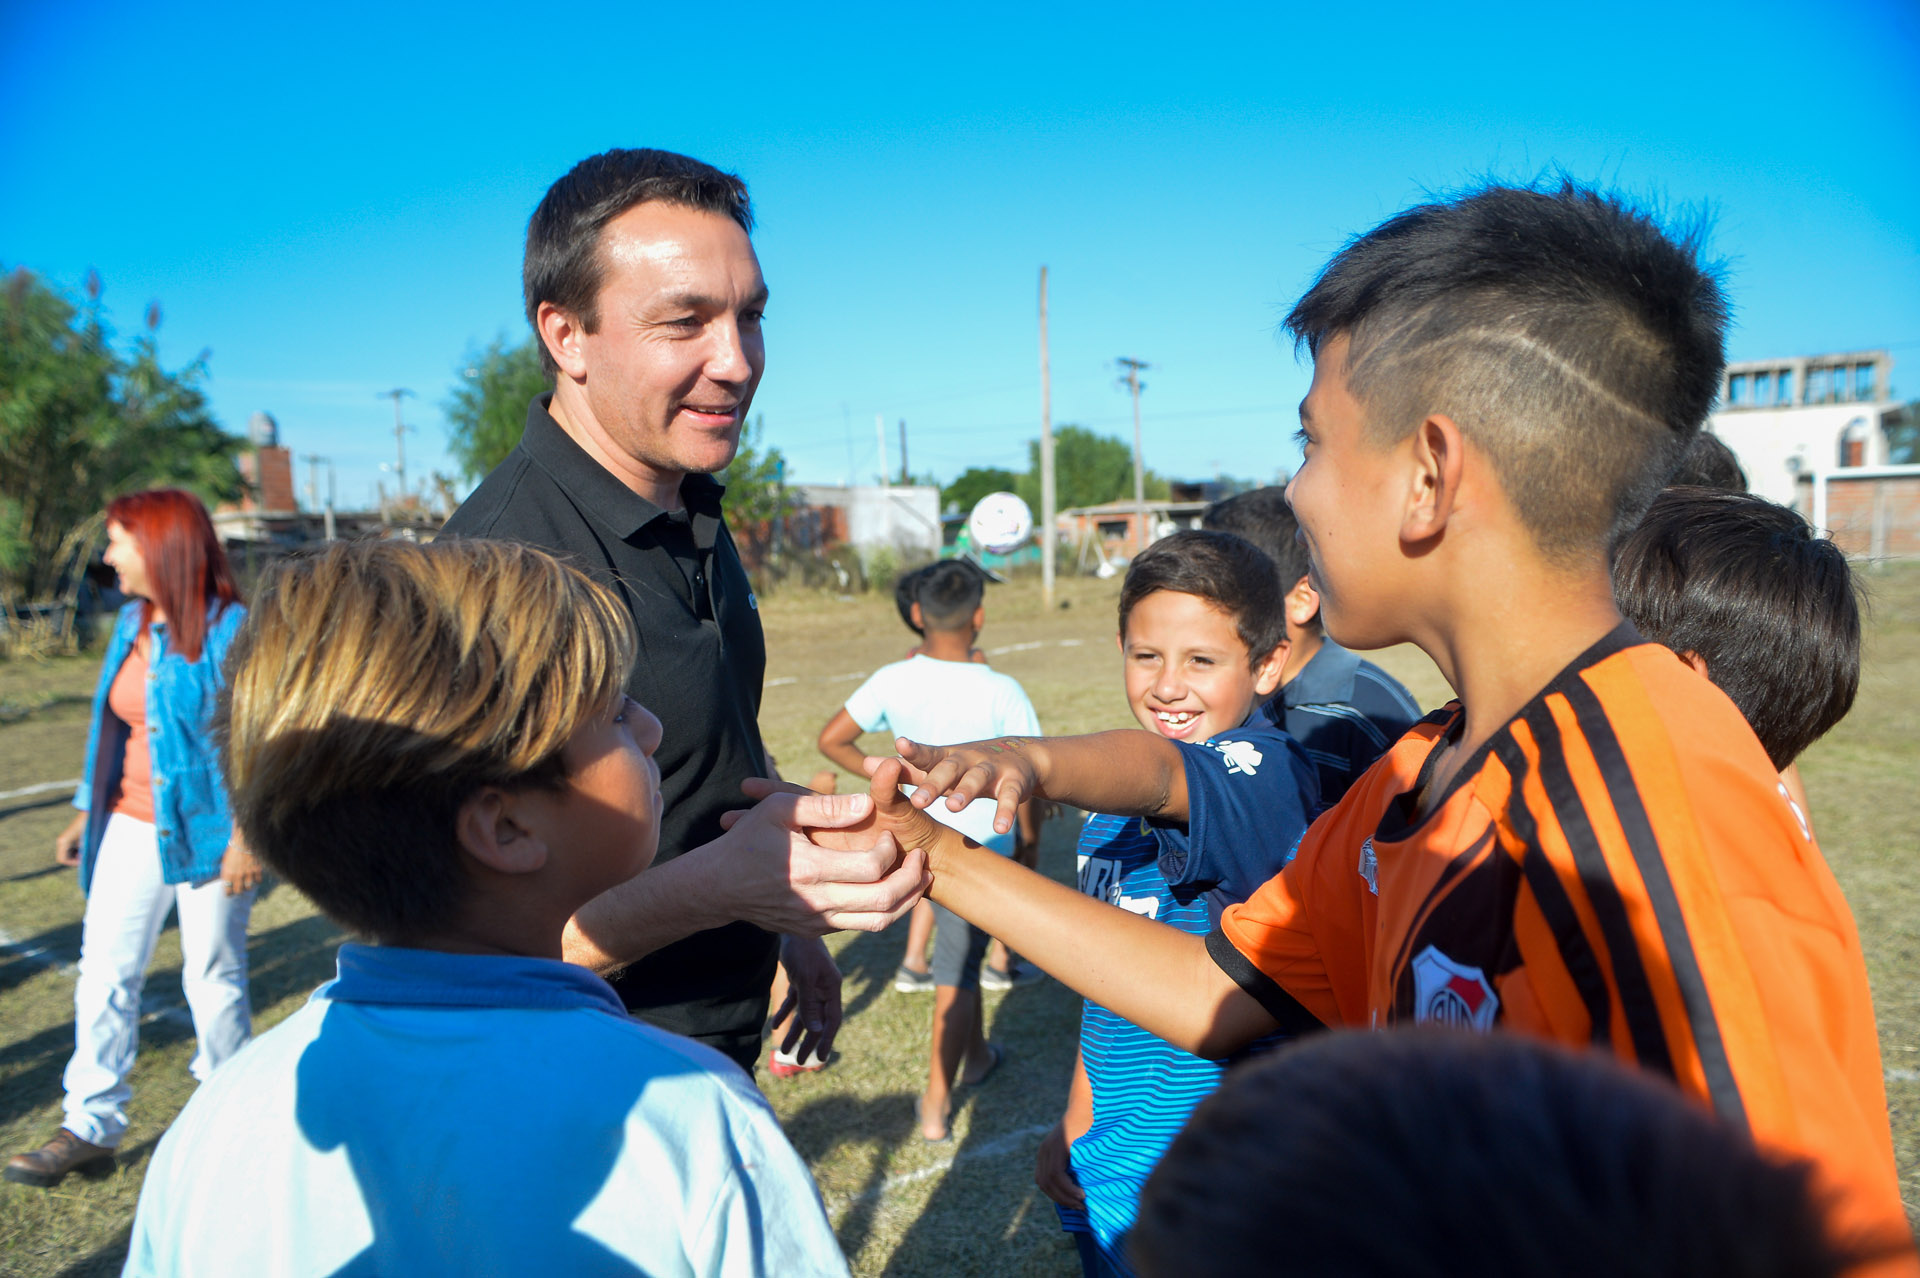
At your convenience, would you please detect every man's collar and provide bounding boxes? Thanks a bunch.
[318,942,628,1018]
[519,393,726,539]
[1282,638,1364,709]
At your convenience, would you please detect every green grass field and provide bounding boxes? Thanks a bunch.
[1,566,1914,1274]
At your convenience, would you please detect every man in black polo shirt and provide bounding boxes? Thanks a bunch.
[444,149,923,1071]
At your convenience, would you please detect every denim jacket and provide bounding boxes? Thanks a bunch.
[74,599,246,894]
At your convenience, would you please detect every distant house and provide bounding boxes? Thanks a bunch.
[1709,350,1918,560]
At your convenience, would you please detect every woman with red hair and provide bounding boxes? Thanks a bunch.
[6,489,259,1188]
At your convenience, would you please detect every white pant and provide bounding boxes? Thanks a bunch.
[63,812,254,1148]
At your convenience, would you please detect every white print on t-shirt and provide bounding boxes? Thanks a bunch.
[1214,739,1264,776]
[1114,893,1160,918]
[1358,837,1379,895]
[1078,854,1121,902]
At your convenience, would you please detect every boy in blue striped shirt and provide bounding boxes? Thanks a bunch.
[1036,531,1318,1277]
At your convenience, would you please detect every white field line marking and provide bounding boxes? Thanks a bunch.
[1888,1067,1920,1083]
[765,637,1094,691]
[827,1122,1052,1213]
[0,779,80,804]
[0,925,193,1029]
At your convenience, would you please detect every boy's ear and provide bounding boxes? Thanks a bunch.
[971,605,985,632]
[454,788,551,877]
[1678,649,1712,679]
[1252,639,1288,699]
[909,601,924,630]
[1284,575,1319,629]
[1402,412,1466,547]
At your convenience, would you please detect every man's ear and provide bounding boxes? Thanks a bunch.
[1252,640,1288,699]
[1402,413,1465,547]
[535,301,590,382]
[1284,575,1320,630]
[454,788,551,877]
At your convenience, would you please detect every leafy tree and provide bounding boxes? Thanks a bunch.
[0,268,243,603]
[444,335,550,481]
[940,466,1017,516]
[1014,424,1168,513]
[719,413,793,526]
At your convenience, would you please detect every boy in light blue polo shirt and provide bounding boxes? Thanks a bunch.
[124,540,852,1278]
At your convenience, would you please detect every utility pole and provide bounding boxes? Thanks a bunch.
[898,419,910,485]
[1117,357,1150,554]
[302,453,337,541]
[379,388,414,511]
[1039,267,1055,607]
[876,412,890,491]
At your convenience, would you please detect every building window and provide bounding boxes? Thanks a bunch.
[1855,364,1876,401]
[1777,370,1794,404]
[1730,373,1748,405]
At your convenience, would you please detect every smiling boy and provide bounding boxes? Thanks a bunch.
[124,540,853,1277]
[841,184,1909,1261]
[900,531,1318,1275]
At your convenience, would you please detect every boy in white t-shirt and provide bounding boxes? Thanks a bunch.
[818,560,1041,1140]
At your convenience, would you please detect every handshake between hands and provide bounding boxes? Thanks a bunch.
[724,734,1048,914]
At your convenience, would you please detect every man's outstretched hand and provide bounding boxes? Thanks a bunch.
[707,787,929,935]
[868,736,1047,837]
[738,758,952,864]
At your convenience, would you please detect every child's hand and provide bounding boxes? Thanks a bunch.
[1034,1119,1084,1209]
[877,736,1046,837]
[743,759,951,860]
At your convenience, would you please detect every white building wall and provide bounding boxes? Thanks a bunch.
[793,485,942,557]
[1707,403,1896,508]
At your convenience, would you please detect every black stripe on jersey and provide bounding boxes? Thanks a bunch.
[1386,827,1497,986]
[1524,701,1675,1078]
[1562,678,1749,1132]
[1204,928,1329,1039]
[1492,735,1612,1046]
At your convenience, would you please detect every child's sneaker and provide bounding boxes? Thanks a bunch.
[892,965,935,993]
[980,960,1040,991]
[768,1044,831,1078]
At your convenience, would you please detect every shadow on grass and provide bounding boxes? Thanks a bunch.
[781,1087,917,1264]
[0,919,81,996]
[0,912,345,1131]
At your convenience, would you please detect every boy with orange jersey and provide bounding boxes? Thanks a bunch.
[804,184,1910,1262]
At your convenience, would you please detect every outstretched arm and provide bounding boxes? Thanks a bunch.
[884,730,1192,837]
[756,762,1277,1058]
[563,788,928,976]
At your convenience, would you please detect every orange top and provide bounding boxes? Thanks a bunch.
[107,636,155,824]
[1214,627,1910,1259]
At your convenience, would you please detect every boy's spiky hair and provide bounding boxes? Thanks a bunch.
[1286,180,1729,558]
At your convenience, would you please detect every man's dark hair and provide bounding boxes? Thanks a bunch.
[1285,180,1729,559]
[1118,530,1286,668]
[1668,430,1749,490]
[1133,1028,1877,1278]
[1202,487,1314,627]
[916,560,986,632]
[524,148,754,376]
[1612,487,1860,770]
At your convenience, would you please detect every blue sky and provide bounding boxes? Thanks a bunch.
[4,0,1917,510]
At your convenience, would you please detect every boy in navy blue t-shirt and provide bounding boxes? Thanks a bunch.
[1006,532,1318,1276]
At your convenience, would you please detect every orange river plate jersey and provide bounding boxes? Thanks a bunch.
[1210,626,1910,1256]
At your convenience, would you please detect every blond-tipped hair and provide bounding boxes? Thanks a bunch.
[221,538,636,940]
